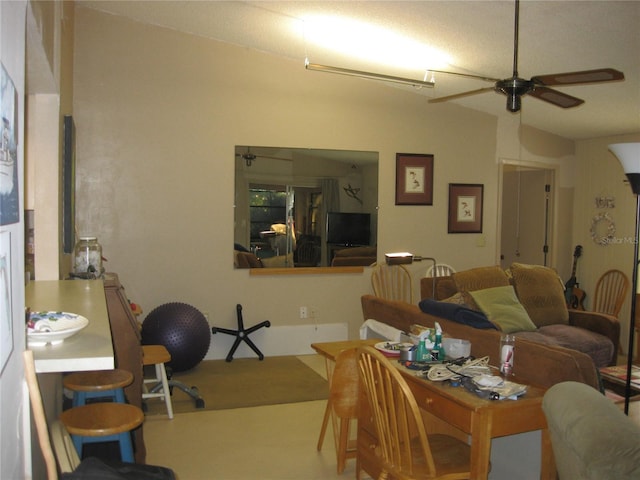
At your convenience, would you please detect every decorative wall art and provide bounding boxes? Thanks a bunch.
[395,153,434,205]
[0,62,19,226]
[448,183,484,233]
[590,212,616,246]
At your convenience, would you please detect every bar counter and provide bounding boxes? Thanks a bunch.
[25,280,114,373]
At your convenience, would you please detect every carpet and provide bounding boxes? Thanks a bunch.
[144,355,328,415]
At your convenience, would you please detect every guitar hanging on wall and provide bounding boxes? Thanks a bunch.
[564,245,586,310]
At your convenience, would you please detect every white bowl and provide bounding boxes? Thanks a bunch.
[27,311,89,347]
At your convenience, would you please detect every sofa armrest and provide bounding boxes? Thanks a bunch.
[568,309,620,363]
[361,294,422,333]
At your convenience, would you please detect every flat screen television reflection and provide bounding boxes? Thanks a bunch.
[326,212,371,246]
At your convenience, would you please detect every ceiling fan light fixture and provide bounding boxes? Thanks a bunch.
[506,93,521,113]
[495,78,533,112]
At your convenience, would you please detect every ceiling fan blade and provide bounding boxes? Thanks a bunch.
[528,86,584,108]
[531,68,624,86]
[428,86,496,104]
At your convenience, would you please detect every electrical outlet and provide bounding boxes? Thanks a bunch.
[299,306,308,319]
[309,306,318,319]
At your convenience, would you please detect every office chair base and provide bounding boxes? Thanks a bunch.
[211,304,270,362]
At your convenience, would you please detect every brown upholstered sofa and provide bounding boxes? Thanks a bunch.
[234,251,263,268]
[361,264,621,390]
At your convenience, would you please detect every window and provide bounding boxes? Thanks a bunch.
[249,188,287,242]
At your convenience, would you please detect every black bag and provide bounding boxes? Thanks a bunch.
[61,457,176,480]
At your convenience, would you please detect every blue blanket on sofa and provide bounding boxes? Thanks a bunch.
[418,298,497,330]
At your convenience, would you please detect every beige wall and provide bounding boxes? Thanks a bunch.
[71,7,582,353]
[26,0,75,280]
[575,133,640,352]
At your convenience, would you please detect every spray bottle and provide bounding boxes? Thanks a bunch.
[433,322,444,360]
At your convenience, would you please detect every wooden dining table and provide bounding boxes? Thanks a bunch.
[311,339,556,480]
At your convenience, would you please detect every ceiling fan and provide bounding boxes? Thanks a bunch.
[428,0,624,112]
[236,147,292,167]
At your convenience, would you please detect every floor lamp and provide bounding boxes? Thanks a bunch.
[609,142,640,415]
[384,253,437,300]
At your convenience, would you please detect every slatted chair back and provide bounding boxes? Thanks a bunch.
[425,263,456,278]
[593,269,629,318]
[371,263,413,304]
[357,346,472,480]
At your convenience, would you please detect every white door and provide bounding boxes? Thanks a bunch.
[500,166,555,269]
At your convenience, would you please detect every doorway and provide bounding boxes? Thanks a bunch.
[500,163,556,269]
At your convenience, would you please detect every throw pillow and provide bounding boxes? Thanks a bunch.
[510,262,569,327]
[453,266,510,310]
[441,293,466,305]
[469,285,537,333]
[418,298,498,330]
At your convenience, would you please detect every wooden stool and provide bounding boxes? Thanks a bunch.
[142,345,174,419]
[60,402,144,462]
[63,369,134,407]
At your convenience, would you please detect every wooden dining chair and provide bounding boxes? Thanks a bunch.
[593,269,629,318]
[357,345,472,480]
[24,350,59,479]
[317,347,359,473]
[371,263,414,304]
[425,263,456,278]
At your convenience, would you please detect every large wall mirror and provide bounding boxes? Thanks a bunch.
[234,146,378,269]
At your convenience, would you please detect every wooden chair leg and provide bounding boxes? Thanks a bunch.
[317,398,332,451]
[336,417,350,473]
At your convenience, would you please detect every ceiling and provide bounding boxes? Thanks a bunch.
[80,1,640,140]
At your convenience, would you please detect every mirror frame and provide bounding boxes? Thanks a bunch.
[234,146,379,271]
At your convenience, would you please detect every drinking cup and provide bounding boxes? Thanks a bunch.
[499,334,515,376]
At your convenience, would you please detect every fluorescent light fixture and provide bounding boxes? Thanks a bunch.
[305,61,434,88]
[301,15,452,71]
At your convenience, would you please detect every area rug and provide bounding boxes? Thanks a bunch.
[144,355,328,415]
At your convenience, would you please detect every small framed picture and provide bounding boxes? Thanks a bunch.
[395,153,434,205]
[448,183,483,233]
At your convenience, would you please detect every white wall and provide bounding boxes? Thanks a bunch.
[0,1,27,478]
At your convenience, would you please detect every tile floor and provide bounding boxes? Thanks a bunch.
[144,354,364,479]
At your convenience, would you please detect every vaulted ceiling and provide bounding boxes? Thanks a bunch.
[80,1,640,140]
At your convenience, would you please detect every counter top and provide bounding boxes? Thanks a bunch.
[25,280,114,373]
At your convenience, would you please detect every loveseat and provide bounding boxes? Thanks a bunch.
[361,264,621,390]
